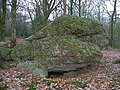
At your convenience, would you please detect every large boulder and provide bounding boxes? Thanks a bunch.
[28,15,108,48]
[11,36,102,72]
[11,15,104,77]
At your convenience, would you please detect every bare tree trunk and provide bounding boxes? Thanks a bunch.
[110,0,117,48]
[78,0,82,17]
[63,0,67,15]
[70,0,73,15]
[10,0,17,47]
[97,4,101,22]
[35,0,40,18]
[43,0,61,22]
[0,0,6,41]
[43,0,48,24]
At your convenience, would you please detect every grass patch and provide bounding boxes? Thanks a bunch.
[43,79,53,86]
[53,85,61,90]
[115,58,120,64]
[16,74,25,79]
[28,84,36,90]
[0,86,7,90]
[0,61,8,69]
[66,81,88,89]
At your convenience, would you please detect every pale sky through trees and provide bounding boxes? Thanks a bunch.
[106,1,120,11]
[12,0,120,21]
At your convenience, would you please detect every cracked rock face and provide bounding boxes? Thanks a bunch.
[11,15,104,77]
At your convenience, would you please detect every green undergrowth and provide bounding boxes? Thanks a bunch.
[115,58,120,64]
[0,86,7,90]
[28,84,36,90]
[66,81,88,89]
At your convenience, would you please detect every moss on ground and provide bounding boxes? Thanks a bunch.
[115,58,120,64]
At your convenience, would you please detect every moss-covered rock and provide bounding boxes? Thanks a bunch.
[34,15,102,36]
[11,36,102,72]
[0,42,7,47]
[0,47,11,60]
[0,43,12,68]
[29,15,108,47]
[11,16,104,77]
[17,61,48,77]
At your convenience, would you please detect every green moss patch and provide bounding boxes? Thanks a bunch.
[66,81,88,89]
[47,15,103,36]
[115,58,120,64]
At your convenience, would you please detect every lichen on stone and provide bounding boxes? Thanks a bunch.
[10,15,105,77]
[41,15,103,36]
[17,61,48,77]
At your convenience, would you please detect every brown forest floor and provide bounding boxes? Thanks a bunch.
[0,49,120,90]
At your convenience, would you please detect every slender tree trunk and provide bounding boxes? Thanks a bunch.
[35,0,40,18]
[79,0,82,17]
[43,0,48,22]
[63,0,67,15]
[0,0,6,41]
[110,0,117,48]
[10,0,17,47]
[70,0,73,15]
[97,4,101,22]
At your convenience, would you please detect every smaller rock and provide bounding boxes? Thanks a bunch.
[0,47,11,60]
[17,61,48,78]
